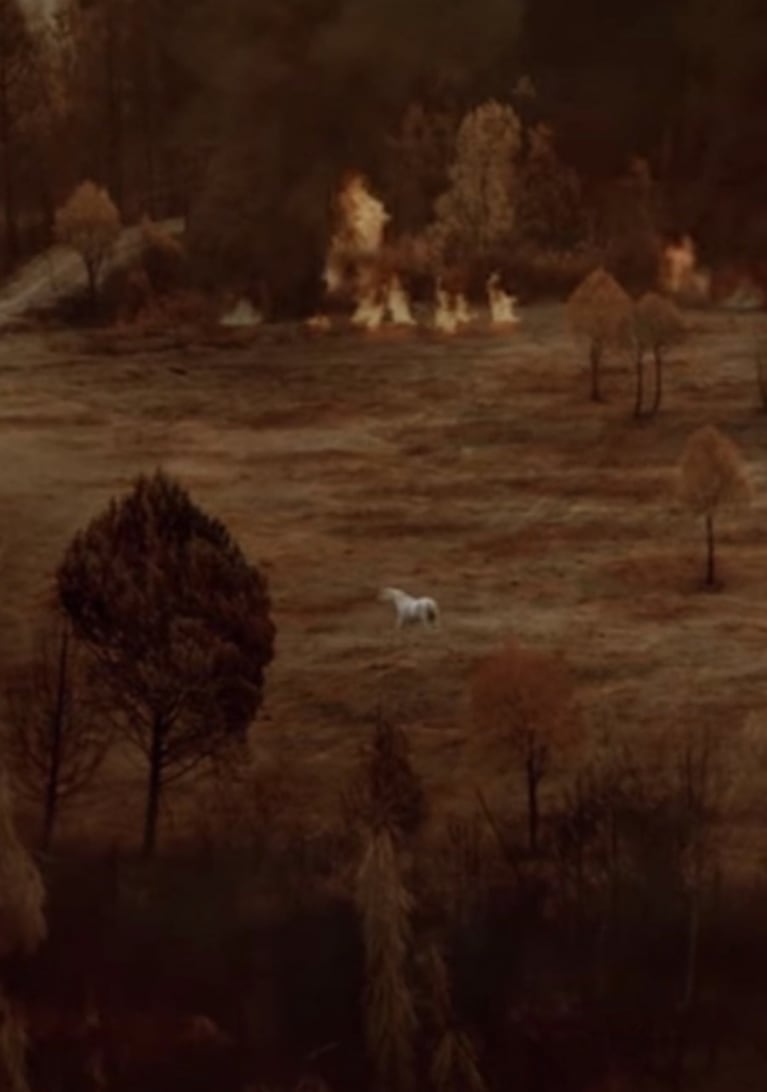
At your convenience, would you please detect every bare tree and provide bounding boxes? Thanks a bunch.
[471,639,578,853]
[3,615,112,851]
[57,469,276,856]
[678,425,751,588]
[632,292,685,417]
[566,266,633,402]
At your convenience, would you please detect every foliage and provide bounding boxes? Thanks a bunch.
[430,100,522,277]
[471,639,577,852]
[632,291,686,416]
[56,469,275,854]
[384,103,458,236]
[0,773,46,959]
[600,157,664,293]
[424,944,488,1092]
[346,715,427,844]
[355,826,417,1092]
[566,267,633,401]
[3,615,112,850]
[53,180,121,301]
[677,426,751,518]
[139,217,187,296]
[515,122,588,251]
[677,425,751,586]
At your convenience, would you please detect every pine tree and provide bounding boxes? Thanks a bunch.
[57,469,275,855]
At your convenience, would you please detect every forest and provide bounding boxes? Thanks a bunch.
[2,0,767,311]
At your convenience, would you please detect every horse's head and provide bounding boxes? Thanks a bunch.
[379,587,402,604]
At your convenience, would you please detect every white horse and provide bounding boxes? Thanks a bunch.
[379,586,440,629]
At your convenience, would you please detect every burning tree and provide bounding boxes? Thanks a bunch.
[566,267,633,402]
[56,469,276,855]
[678,426,751,588]
[632,292,686,417]
[430,99,521,279]
[471,640,577,853]
[54,180,121,304]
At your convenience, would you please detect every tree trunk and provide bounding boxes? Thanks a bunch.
[651,347,663,415]
[633,349,644,417]
[705,513,716,588]
[589,340,603,402]
[142,718,165,857]
[85,259,98,308]
[41,626,70,852]
[526,756,539,854]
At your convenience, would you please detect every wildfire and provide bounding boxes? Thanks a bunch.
[486,272,519,326]
[385,275,416,326]
[219,298,262,327]
[660,235,711,304]
[324,172,390,299]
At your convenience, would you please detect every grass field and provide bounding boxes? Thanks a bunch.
[3,305,767,862]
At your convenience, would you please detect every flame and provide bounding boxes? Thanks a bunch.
[350,265,386,330]
[486,272,519,325]
[433,279,475,334]
[454,293,473,325]
[384,275,416,326]
[306,313,332,333]
[220,298,262,327]
[660,235,711,303]
[324,173,390,296]
[433,282,458,334]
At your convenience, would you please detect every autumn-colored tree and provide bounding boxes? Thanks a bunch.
[349,713,427,843]
[54,179,121,304]
[349,712,426,1092]
[430,99,521,278]
[515,122,587,250]
[355,825,418,1092]
[56,469,276,855]
[678,425,751,588]
[3,614,112,851]
[0,771,46,1091]
[471,639,577,853]
[384,102,457,236]
[632,291,685,417]
[566,267,633,402]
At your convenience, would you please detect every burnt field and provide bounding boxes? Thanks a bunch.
[2,306,767,864]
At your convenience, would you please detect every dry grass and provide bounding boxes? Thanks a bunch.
[1,306,767,867]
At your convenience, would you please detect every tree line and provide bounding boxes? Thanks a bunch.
[3,0,767,310]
